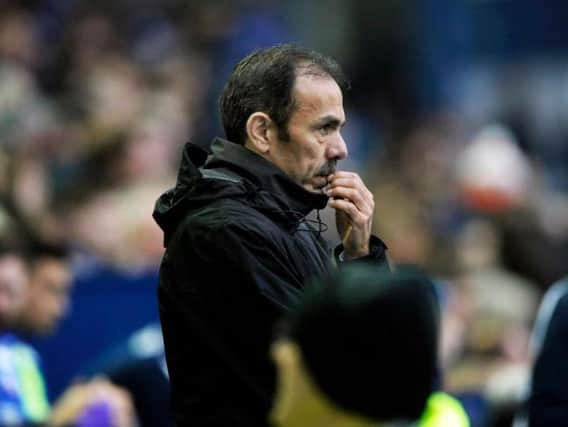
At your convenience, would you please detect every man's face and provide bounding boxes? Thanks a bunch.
[22,257,72,335]
[268,74,348,193]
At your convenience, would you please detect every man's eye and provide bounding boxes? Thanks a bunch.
[320,124,334,135]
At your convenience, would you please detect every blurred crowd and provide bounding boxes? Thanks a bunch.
[1,0,568,426]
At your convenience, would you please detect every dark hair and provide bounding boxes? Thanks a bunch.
[219,44,348,144]
[288,265,439,422]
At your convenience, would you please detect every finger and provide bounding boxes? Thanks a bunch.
[329,171,367,183]
[329,177,357,190]
[329,171,357,180]
[329,174,374,200]
[328,172,358,187]
[327,186,372,214]
[328,198,368,226]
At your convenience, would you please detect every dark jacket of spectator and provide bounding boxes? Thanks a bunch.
[522,277,568,427]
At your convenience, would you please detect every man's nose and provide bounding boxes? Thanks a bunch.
[327,133,348,160]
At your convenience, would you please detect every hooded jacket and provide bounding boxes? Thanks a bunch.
[153,138,387,427]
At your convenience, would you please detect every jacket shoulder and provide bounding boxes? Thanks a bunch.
[167,199,283,255]
[182,198,273,232]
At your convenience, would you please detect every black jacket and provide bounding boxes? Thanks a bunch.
[153,138,386,427]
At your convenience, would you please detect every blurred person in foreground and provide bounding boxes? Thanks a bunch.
[515,275,568,427]
[270,264,469,427]
[0,239,136,426]
[153,44,388,426]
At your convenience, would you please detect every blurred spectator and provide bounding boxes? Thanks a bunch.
[82,323,172,427]
[442,219,540,426]
[0,8,39,69]
[0,235,138,426]
[517,276,568,427]
[0,242,52,425]
[270,264,468,427]
[15,241,72,337]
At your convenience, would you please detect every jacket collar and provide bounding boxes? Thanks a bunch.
[203,138,329,216]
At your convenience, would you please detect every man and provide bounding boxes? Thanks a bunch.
[0,243,52,425]
[270,264,469,427]
[0,238,138,426]
[153,44,387,426]
[16,241,72,337]
[0,241,71,425]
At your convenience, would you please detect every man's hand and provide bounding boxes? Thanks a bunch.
[326,171,374,259]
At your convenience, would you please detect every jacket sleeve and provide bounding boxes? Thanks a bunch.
[333,235,389,266]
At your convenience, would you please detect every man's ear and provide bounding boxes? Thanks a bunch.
[245,112,275,154]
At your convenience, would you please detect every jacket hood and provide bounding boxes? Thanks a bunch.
[153,138,329,246]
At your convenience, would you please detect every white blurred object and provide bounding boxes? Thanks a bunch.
[456,124,532,211]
